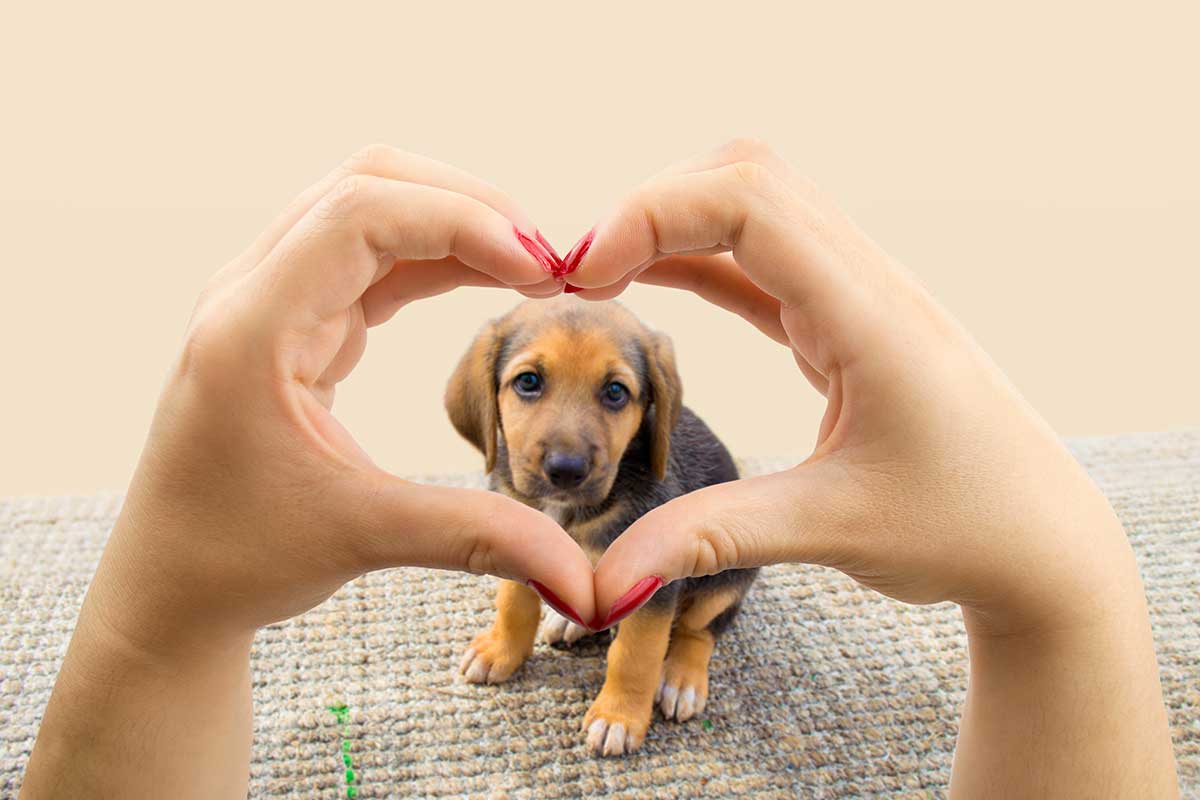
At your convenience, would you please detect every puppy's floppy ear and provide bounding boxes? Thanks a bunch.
[445,320,502,473]
[645,331,682,481]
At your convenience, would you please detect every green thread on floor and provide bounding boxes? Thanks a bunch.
[327,703,357,798]
[701,719,714,732]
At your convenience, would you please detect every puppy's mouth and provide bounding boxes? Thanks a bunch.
[514,472,612,509]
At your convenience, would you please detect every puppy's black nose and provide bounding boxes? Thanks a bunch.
[543,452,590,489]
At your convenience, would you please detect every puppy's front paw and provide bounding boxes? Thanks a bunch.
[583,690,652,756]
[540,609,592,646]
[656,671,707,722]
[657,632,712,722]
[458,627,531,685]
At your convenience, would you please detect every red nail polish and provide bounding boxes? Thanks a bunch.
[564,283,583,294]
[561,228,595,276]
[527,580,588,628]
[535,231,564,270]
[515,226,557,274]
[592,575,665,630]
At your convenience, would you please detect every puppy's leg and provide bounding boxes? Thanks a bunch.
[583,603,674,756]
[459,580,540,684]
[658,586,745,721]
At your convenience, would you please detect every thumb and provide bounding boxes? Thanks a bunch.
[347,473,597,627]
[591,466,854,629]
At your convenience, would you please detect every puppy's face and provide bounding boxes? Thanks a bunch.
[497,323,644,504]
[446,300,681,508]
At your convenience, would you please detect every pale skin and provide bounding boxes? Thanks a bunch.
[20,142,1177,798]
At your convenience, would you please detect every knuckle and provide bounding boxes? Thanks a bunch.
[457,496,511,576]
[462,530,499,576]
[176,300,245,386]
[344,142,399,173]
[687,519,745,576]
[719,137,778,166]
[315,174,373,222]
[728,159,777,194]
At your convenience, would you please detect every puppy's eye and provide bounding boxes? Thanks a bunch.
[602,381,630,409]
[513,372,542,396]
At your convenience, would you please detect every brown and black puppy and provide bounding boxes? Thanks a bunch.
[445,298,758,756]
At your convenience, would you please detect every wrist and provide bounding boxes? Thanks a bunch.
[960,480,1148,638]
[23,593,255,799]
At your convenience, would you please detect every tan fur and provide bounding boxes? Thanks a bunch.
[656,586,745,721]
[461,580,540,684]
[444,320,501,473]
[451,300,726,752]
[643,333,681,480]
[444,299,681,494]
[497,324,644,502]
[677,584,745,631]
[659,629,715,720]
[582,605,675,749]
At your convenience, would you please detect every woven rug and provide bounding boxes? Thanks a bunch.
[2,431,1198,798]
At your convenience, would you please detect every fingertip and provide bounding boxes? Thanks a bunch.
[486,496,597,624]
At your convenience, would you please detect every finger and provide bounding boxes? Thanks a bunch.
[653,137,799,182]
[634,254,790,346]
[565,269,640,301]
[633,254,828,392]
[591,466,857,628]
[227,145,543,281]
[564,162,847,315]
[253,175,550,328]
[348,475,597,626]
[361,260,562,327]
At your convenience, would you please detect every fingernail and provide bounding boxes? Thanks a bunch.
[515,226,558,274]
[535,231,564,269]
[527,580,588,628]
[564,283,583,294]
[561,228,595,276]
[592,575,665,631]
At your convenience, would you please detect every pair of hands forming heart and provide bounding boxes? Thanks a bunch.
[25,141,1176,799]
[84,141,1135,646]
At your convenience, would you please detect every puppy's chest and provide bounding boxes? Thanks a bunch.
[539,501,620,567]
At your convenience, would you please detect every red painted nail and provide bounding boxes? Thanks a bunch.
[561,228,595,276]
[527,580,588,628]
[592,575,665,631]
[535,230,564,271]
[564,283,583,294]
[515,226,557,274]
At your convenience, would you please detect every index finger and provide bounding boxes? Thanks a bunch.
[565,161,843,313]
[253,175,554,327]
[226,145,547,282]
[634,253,790,346]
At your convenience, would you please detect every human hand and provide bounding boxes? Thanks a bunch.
[563,140,1177,795]
[89,145,597,656]
[564,140,1135,634]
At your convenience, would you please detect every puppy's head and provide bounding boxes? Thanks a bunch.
[445,299,681,506]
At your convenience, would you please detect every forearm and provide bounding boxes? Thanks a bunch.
[20,594,254,799]
[952,590,1178,798]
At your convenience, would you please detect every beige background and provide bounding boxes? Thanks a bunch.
[1,3,1196,495]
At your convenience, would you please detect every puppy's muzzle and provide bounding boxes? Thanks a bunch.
[542,451,591,490]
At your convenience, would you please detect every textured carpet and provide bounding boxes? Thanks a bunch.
[2,431,1198,798]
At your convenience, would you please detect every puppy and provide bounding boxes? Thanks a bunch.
[446,298,758,756]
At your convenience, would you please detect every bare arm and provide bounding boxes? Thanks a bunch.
[570,138,1179,797]
[19,146,598,798]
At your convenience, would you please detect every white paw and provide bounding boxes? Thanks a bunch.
[457,627,528,685]
[541,609,591,646]
[656,677,706,722]
[459,647,502,684]
[585,717,639,757]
